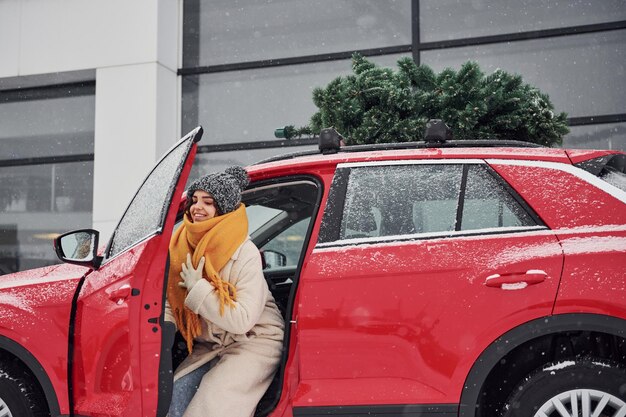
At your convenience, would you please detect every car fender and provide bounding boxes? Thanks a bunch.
[458,313,626,417]
[0,333,60,417]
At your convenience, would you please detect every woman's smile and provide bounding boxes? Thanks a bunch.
[189,190,217,222]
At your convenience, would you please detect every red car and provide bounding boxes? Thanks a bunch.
[1,126,625,417]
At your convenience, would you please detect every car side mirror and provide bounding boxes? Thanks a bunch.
[261,249,287,270]
[54,229,102,269]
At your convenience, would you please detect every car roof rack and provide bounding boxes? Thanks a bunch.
[254,139,543,165]
[254,119,543,166]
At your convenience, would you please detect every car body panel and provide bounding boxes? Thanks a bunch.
[487,160,626,229]
[0,263,89,414]
[553,228,626,319]
[71,129,200,417]
[294,231,563,406]
[248,149,625,413]
[1,138,624,417]
[565,149,624,164]
[251,147,572,174]
[488,159,626,320]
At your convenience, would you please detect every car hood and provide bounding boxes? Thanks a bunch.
[0,262,90,291]
[0,263,90,355]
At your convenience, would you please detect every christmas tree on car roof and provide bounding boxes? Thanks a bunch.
[277,53,569,147]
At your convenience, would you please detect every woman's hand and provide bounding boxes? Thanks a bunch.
[178,253,205,291]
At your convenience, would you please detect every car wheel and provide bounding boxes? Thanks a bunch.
[502,357,626,417]
[0,359,49,417]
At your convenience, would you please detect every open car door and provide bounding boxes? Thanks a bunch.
[69,127,202,417]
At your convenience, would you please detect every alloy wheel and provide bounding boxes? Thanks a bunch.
[534,388,626,417]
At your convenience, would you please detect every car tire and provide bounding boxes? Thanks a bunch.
[0,359,49,417]
[502,357,626,417]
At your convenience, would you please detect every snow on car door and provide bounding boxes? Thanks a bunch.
[295,161,564,410]
[70,128,202,417]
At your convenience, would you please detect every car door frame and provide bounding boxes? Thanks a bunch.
[67,127,203,417]
[293,159,564,413]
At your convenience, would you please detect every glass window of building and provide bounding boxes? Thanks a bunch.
[182,54,410,143]
[419,0,626,42]
[0,83,95,274]
[181,0,626,178]
[183,0,411,67]
[420,30,626,120]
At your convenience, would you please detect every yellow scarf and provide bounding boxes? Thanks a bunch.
[166,204,248,352]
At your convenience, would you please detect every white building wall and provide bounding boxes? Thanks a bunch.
[0,0,181,240]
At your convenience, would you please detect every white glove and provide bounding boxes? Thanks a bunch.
[178,253,205,291]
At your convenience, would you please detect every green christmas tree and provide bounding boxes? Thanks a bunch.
[280,54,569,146]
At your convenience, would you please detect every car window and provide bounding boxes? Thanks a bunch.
[341,164,462,239]
[575,154,626,192]
[260,218,310,268]
[244,180,319,271]
[338,162,537,242]
[461,165,535,230]
[170,180,318,272]
[107,136,194,258]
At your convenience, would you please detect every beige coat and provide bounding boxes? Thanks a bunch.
[165,237,284,417]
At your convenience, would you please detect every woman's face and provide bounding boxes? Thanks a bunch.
[189,190,217,222]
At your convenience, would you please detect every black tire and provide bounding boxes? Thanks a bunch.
[502,357,626,417]
[0,359,49,417]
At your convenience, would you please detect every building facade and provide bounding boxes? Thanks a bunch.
[1,0,625,274]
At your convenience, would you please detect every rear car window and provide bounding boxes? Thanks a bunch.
[338,162,537,241]
[575,154,626,192]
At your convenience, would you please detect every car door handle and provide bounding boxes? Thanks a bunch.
[108,284,132,304]
[484,270,548,289]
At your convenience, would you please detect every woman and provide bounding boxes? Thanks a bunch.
[165,166,284,417]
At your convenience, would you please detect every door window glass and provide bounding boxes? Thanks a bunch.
[244,180,318,271]
[340,164,463,239]
[108,137,194,257]
[183,0,411,67]
[461,165,535,230]
[261,218,310,268]
[338,163,537,242]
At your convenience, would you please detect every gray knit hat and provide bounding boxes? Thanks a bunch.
[186,166,249,215]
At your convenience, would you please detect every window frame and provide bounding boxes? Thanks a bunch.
[242,174,324,271]
[317,159,546,248]
[102,132,198,262]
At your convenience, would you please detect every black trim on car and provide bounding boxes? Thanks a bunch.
[293,404,458,417]
[67,270,90,417]
[317,167,350,244]
[157,253,174,417]
[248,175,325,417]
[0,335,61,417]
[454,165,469,231]
[198,138,318,153]
[575,153,626,177]
[255,140,543,165]
[458,313,626,417]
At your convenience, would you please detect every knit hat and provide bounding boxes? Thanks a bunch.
[186,166,249,215]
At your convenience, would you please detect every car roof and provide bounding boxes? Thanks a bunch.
[247,141,622,177]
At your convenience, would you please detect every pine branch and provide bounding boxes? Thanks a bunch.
[279,54,569,146]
